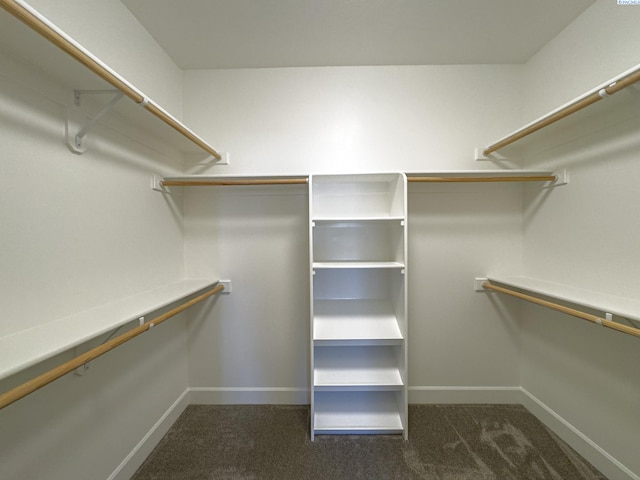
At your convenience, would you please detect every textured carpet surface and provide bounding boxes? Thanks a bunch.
[132,404,607,480]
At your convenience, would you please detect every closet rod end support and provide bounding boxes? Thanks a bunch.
[216,152,230,165]
[474,148,491,161]
[474,147,509,162]
[551,169,569,187]
[474,277,489,292]
[219,280,232,294]
[151,174,168,192]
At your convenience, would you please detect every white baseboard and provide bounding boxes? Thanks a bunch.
[519,388,638,480]
[189,387,309,405]
[409,385,522,404]
[107,388,190,480]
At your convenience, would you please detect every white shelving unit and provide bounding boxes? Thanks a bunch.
[309,173,408,440]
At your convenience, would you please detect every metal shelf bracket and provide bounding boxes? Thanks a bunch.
[66,90,124,154]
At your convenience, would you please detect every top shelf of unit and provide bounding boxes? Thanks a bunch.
[0,278,219,381]
[0,2,219,158]
[477,63,640,160]
[310,173,407,219]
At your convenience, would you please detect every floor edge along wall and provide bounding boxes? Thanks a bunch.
[110,386,637,480]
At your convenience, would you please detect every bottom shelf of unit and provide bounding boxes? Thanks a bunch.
[313,391,405,435]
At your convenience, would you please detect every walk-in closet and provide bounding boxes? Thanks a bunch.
[0,1,638,479]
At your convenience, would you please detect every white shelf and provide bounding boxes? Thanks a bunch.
[0,5,217,156]
[313,261,404,269]
[314,391,404,434]
[313,268,405,303]
[314,346,403,390]
[0,278,219,381]
[313,220,404,265]
[487,276,640,323]
[313,299,403,345]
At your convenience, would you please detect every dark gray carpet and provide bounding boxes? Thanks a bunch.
[132,404,607,480]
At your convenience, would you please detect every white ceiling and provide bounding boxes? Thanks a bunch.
[121,0,595,69]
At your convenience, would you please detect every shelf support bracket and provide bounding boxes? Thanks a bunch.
[73,322,127,376]
[66,90,124,154]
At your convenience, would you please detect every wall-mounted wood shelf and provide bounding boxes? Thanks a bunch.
[161,170,560,187]
[484,275,640,324]
[0,278,219,382]
[0,0,220,158]
[476,63,640,160]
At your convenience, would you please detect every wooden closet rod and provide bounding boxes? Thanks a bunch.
[407,175,556,183]
[482,281,640,338]
[0,283,224,410]
[0,0,221,160]
[162,175,555,187]
[162,178,308,187]
[483,65,640,156]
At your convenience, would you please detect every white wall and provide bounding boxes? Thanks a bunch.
[182,66,526,404]
[4,1,637,479]
[408,182,523,400]
[182,65,522,175]
[517,1,640,478]
[184,186,310,403]
[0,1,193,479]
[28,0,184,117]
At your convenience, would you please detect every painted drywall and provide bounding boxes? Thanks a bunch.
[408,182,523,396]
[0,319,189,480]
[3,1,636,479]
[182,65,522,175]
[184,186,310,402]
[522,0,640,120]
[182,66,526,402]
[27,0,184,117]
[516,1,640,478]
[0,2,193,479]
